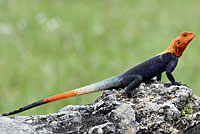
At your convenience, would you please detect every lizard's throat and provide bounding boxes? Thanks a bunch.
[174,46,186,58]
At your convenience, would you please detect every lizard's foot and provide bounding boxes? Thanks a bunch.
[125,90,133,98]
[173,81,181,86]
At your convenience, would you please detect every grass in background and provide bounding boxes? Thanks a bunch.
[0,0,200,115]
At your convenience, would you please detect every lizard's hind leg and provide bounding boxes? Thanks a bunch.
[121,75,142,98]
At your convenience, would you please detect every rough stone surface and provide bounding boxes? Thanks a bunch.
[1,80,200,134]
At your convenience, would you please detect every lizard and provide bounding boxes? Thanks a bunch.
[2,32,195,116]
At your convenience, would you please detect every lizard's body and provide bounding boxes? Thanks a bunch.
[2,32,195,116]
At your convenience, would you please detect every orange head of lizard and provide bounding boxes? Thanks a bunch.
[164,32,195,58]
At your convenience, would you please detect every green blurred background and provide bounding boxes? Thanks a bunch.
[0,0,200,115]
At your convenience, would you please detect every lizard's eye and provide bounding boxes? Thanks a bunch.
[184,34,187,37]
[178,40,181,44]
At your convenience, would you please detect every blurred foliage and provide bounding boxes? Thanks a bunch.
[0,0,200,115]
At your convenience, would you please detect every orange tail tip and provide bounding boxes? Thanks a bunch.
[42,90,78,103]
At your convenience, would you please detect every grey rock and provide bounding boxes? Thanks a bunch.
[0,117,36,134]
[1,81,200,134]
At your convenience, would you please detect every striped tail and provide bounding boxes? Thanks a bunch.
[2,76,121,116]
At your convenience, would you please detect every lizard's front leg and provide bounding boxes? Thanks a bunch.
[166,58,181,85]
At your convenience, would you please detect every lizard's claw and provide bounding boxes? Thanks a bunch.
[173,81,181,86]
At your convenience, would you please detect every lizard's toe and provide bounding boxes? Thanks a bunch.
[173,81,181,86]
[125,90,133,98]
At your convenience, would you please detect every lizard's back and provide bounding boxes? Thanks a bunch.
[121,52,178,82]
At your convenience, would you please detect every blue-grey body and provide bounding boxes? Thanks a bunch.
[120,52,178,82]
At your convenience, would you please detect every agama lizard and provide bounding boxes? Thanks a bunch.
[2,32,195,116]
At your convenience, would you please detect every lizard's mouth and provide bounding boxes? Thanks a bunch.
[182,33,195,46]
[188,37,194,42]
[185,36,195,46]
[188,33,195,42]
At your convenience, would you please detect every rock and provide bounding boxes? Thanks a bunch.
[1,80,200,134]
[0,117,36,134]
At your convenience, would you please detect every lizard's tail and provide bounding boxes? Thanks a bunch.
[2,76,121,116]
